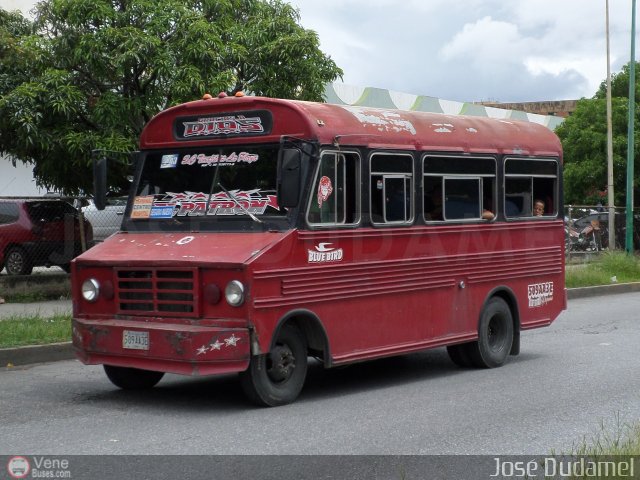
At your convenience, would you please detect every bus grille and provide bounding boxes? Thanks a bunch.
[115,268,198,317]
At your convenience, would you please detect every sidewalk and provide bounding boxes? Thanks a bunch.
[0,299,73,366]
[2,283,640,367]
[0,299,72,320]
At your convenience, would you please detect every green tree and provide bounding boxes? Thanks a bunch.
[0,0,342,194]
[557,62,640,206]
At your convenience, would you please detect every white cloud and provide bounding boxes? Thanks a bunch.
[439,16,525,64]
[291,0,638,102]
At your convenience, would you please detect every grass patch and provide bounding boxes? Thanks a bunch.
[3,291,70,303]
[550,415,640,479]
[565,251,640,288]
[0,314,71,348]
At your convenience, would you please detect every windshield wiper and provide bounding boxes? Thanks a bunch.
[217,183,263,224]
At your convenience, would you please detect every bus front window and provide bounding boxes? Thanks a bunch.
[129,145,288,230]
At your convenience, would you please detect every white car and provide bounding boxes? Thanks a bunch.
[82,197,127,241]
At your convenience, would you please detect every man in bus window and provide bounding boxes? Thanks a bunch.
[534,199,545,216]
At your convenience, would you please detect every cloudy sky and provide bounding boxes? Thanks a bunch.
[2,0,638,103]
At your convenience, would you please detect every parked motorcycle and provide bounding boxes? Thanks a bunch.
[565,219,602,252]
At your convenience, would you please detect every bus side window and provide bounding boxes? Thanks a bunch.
[505,178,531,216]
[504,158,558,218]
[307,152,360,226]
[423,155,496,222]
[444,178,481,220]
[369,153,413,225]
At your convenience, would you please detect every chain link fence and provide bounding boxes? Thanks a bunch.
[0,195,124,276]
[564,205,640,258]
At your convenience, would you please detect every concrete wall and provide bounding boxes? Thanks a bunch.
[0,156,45,197]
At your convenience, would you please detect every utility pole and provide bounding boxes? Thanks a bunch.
[606,0,615,250]
[626,0,637,253]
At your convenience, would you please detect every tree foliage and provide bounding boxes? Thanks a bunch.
[0,0,342,194]
[557,62,640,206]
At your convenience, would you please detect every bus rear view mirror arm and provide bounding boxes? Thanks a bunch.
[92,155,107,211]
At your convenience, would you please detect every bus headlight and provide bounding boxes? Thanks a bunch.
[225,280,245,307]
[82,278,100,302]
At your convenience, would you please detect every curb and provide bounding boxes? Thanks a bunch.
[2,283,640,368]
[566,281,640,299]
[1,342,74,367]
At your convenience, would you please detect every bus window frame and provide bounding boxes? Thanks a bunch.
[369,151,415,227]
[422,154,497,224]
[382,174,412,223]
[504,157,559,220]
[305,149,361,229]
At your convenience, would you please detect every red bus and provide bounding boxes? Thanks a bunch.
[72,95,565,406]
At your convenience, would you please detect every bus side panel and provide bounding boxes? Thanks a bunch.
[249,221,564,363]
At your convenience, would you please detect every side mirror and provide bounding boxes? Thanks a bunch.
[93,156,107,210]
[277,148,302,208]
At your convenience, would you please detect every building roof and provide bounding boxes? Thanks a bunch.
[323,83,565,131]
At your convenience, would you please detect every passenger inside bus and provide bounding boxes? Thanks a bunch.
[482,209,495,220]
[425,184,443,221]
[533,199,545,216]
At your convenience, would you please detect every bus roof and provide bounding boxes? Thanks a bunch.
[140,95,562,159]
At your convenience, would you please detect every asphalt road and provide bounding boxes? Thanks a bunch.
[1,292,640,457]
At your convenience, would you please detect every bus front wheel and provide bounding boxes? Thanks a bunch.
[469,297,514,368]
[240,324,308,407]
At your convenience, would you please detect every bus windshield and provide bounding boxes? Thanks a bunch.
[130,144,288,230]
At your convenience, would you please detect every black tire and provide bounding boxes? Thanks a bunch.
[468,297,514,368]
[239,324,308,407]
[4,247,33,275]
[104,365,164,389]
[446,343,474,368]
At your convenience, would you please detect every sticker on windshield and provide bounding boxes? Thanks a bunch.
[150,190,280,217]
[131,196,154,218]
[150,205,174,219]
[317,176,333,207]
[160,154,179,169]
[181,152,259,167]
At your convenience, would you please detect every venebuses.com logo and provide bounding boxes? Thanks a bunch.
[6,456,72,478]
[7,456,30,479]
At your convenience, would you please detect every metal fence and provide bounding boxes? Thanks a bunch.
[564,205,640,257]
[0,195,120,276]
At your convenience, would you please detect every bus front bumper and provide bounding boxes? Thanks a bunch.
[72,318,250,376]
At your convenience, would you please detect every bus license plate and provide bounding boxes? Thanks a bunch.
[123,330,149,350]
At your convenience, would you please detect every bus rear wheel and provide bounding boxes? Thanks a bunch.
[104,365,165,389]
[240,324,308,407]
[468,297,514,368]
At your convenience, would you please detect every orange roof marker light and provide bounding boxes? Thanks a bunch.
[202,93,213,100]
[234,91,246,97]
